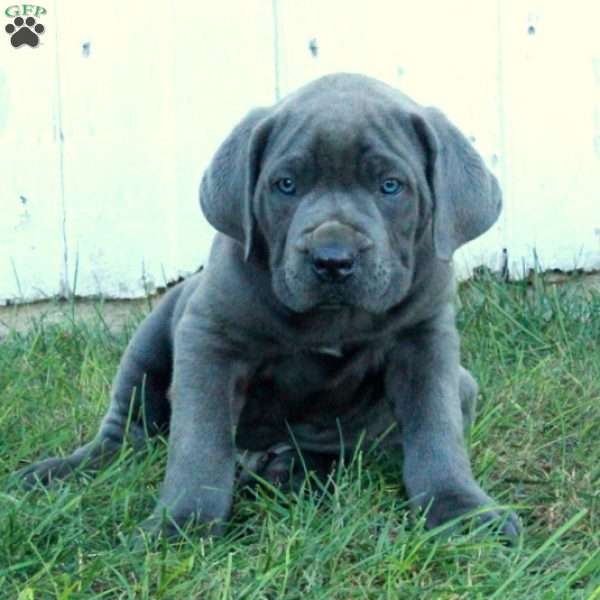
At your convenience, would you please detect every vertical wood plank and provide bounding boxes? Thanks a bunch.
[498,1,600,276]
[0,0,64,303]
[54,0,275,297]
[54,0,181,297]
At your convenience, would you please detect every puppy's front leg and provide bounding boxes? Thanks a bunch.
[387,306,520,541]
[141,315,244,540]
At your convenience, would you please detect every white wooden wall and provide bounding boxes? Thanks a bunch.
[1,0,599,303]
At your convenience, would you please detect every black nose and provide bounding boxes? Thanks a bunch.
[311,246,355,282]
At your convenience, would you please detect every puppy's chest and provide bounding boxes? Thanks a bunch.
[262,347,358,395]
[235,343,388,450]
[249,344,385,415]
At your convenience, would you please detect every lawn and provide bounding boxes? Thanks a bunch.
[0,275,599,599]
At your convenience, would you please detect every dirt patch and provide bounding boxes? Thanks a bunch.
[0,295,164,340]
[1,272,598,340]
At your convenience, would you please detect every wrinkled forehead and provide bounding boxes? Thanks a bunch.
[266,89,424,172]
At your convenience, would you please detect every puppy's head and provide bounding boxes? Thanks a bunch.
[200,74,501,313]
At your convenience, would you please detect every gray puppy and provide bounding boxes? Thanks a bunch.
[18,73,520,541]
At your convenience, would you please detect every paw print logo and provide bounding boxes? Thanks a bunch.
[5,16,45,48]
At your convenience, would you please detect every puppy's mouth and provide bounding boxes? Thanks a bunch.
[312,283,357,307]
[315,301,349,310]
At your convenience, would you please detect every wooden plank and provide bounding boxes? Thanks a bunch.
[55,0,275,298]
[0,0,64,303]
[54,0,186,297]
[497,1,600,276]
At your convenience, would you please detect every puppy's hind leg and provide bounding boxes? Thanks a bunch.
[17,284,186,487]
[240,444,338,494]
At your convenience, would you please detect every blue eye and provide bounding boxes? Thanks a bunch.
[276,177,296,195]
[380,178,404,195]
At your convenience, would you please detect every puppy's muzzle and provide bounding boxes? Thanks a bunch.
[302,221,373,283]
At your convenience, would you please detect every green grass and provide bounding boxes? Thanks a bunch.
[1,275,599,599]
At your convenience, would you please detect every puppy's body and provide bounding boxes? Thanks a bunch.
[18,74,519,541]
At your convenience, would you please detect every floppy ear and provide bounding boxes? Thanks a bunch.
[412,108,502,260]
[199,108,271,261]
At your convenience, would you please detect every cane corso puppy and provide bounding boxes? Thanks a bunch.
[17,73,520,541]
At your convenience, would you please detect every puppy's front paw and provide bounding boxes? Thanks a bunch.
[419,487,521,544]
[13,457,75,489]
[130,511,227,549]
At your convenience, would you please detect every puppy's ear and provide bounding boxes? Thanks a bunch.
[199,108,272,261]
[413,108,502,260]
